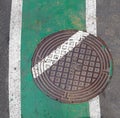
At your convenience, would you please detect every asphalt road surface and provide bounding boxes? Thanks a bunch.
[97,0,120,118]
[0,0,11,118]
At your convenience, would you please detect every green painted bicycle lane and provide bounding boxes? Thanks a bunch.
[21,0,90,118]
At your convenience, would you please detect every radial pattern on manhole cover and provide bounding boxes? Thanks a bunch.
[32,30,113,103]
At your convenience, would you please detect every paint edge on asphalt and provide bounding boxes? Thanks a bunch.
[86,0,101,118]
[9,0,22,118]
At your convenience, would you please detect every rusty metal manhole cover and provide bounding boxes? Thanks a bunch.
[32,30,113,103]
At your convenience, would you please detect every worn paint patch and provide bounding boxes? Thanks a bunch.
[102,45,106,50]
[109,60,113,76]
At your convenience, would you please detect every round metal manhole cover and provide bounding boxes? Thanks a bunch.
[32,30,113,103]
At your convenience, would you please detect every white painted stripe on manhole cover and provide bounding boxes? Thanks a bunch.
[32,31,89,78]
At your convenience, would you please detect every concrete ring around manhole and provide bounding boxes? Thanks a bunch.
[31,30,113,103]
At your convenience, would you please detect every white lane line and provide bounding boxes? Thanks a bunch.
[86,0,101,118]
[32,31,89,78]
[89,96,101,118]
[86,0,97,36]
[9,0,22,118]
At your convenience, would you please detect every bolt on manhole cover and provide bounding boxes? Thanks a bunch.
[32,30,113,103]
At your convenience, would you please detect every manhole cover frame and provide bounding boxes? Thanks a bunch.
[32,30,113,103]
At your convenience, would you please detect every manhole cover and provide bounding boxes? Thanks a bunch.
[32,30,113,103]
